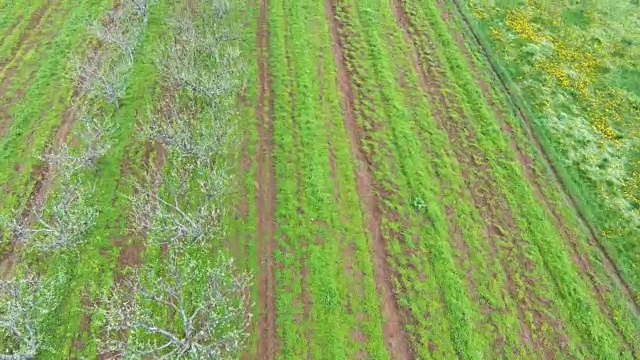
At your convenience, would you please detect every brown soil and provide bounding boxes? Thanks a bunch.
[71,293,92,353]
[116,239,143,268]
[234,125,250,260]
[325,1,412,359]
[255,0,278,358]
[0,105,12,139]
[238,134,251,221]
[300,262,312,347]
[0,67,18,139]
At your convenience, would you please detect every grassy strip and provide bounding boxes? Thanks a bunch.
[0,0,61,85]
[0,1,43,68]
[266,0,305,356]
[226,0,260,357]
[265,0,391,357]
[287,0,348,357]
[399,0,587,356]
[385,3,532,357]
[440,1,640,353]
[334,0,505,357]
[335,2,458,357]
[457,0,640,299]
[0,0,109,241]
[413,1,629,357]
[315,0,390,357]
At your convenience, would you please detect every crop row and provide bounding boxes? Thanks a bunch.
[256,0,391,358]
[333,0,487,357]
[402,0,635,357]
[328,0,639,358]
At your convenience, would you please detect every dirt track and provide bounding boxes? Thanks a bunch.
[255,0,277,357]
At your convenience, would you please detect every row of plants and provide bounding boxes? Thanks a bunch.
[2,0,252,358]
[0,1,155,356]
[333,0,489,357]
[0,0,111,246]
[101,0,252,356]
[263,0,389,357]
[439,0,640,354]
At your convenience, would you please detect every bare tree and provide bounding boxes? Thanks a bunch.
[72,54,131,108]
[75,110,116,168]
[158,11,244,104]
[6,184,97,253]
[141,98,234,165]
[128,0,157,25]
[161,46,241,104]
[98,253,251,359]
[41,110,115,179]
[0,273,50,359]
[89,8,140,62]
[128,166,226,247]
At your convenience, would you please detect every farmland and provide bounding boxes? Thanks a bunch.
[1,0,639,359]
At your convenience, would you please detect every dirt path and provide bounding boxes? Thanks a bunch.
[325,1,412,358]
[255,0,277,358]
[449,0,640,320]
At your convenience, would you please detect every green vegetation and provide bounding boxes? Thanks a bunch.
[1,0,250,358]
[265,0,388,357]
[464,0,640,298]
[1,0,639,359]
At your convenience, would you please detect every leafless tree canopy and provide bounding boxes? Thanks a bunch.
[72,54,131,108]
[158,1,243,105]
[98,253,251,359]
[128,166,227,247]
[17,184,97,253]
[41,110,115,180]
[89,10,139,62]
[0,274,51,360]
[141,99,234,165]
[129,0,157,25]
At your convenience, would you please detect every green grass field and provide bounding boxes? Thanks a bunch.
[1,0,639,358]
[461,0,640,304]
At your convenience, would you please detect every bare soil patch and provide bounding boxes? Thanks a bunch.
[255,0,278,357]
